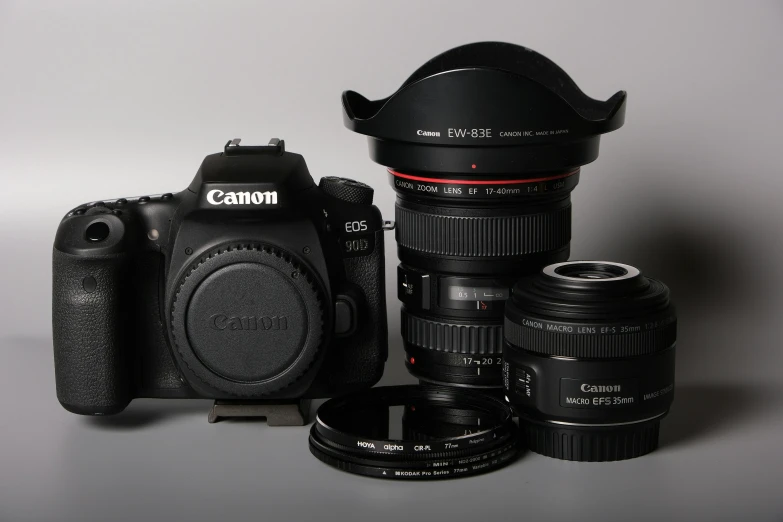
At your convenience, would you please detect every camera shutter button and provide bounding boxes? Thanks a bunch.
[319,177,374,205]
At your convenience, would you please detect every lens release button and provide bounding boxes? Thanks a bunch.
[335,298,356,336]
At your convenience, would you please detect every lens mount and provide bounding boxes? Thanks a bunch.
[523,416,662,462]
[168,243,326,397]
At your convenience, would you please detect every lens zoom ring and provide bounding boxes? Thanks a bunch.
[395,205,571,257]
[403,311,503,355]
[524,420,661,462]
[504,318,677,358]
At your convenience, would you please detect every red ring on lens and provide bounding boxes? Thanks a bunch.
[388,169,578,185]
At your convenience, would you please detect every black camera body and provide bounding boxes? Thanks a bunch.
[52,139,388,415]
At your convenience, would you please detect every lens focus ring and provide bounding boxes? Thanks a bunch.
[402,310,504,355]
[395,204,571,257]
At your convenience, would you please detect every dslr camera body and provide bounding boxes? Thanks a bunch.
[52,139,388,415]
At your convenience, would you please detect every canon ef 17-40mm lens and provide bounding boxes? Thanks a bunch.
[343,42,627,388]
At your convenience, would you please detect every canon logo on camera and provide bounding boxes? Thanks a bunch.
[206,189,278,206]
[209,314,288,331]
[580,384,621,393]
[416,129,440,137]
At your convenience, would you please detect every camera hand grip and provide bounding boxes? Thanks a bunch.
[330,229,388,388]
[52,249,131,415]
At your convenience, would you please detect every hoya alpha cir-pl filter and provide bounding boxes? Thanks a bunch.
[308,385,519,479]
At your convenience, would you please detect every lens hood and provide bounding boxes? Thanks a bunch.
[343,42,626,173]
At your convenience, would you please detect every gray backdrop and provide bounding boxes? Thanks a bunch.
[1,1,782,521]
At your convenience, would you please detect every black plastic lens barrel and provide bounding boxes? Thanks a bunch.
[503,261,677,462]
[343,42,627,388]
[395,169,577,388]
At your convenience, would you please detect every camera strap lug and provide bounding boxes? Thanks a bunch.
[382,220,395,231]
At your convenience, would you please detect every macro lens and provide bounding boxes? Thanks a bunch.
[503,261,677,461]
[343,42,626,388]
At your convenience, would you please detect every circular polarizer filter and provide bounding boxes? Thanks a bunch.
[308,385,519,480]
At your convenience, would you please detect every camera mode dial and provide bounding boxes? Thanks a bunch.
[319,177,374,205]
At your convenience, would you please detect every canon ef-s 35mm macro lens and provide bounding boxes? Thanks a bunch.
[343,42,627,389]
[503,261,677,461]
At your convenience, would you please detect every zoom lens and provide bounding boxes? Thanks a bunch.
[394,174,575,388]
[503,261,677,461]
[343,42,627,388]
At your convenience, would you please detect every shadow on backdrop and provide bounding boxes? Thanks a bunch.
[575,200,783,447]
[660,383,782,447]
[579,203,775,382]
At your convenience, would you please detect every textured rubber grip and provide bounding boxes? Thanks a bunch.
[319,177,374,205]
[52,248,131,415]
[326,229,388,389]
[523,419,661,462]
[395,204,571,257]
[402,309,504,355]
